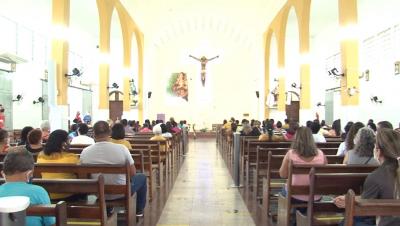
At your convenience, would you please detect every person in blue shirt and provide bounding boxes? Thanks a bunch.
[0,148,55,226]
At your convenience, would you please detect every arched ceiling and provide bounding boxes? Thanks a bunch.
[120,0,287,48]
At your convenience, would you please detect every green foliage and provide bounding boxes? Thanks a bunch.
[166,73,179,95]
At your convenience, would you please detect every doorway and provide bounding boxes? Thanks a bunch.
[286,101,300,123]
[109,90,124,121]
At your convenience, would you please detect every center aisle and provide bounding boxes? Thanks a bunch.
[157,138,256,226]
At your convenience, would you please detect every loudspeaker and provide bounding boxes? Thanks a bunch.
[148,91,152,98]
[255,91,259,98]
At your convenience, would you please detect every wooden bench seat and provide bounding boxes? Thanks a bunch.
[344,189,400,226]
[27,201,67,226]
[0,176,117,226]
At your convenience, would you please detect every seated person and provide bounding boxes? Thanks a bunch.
[139,123,152,133]
[110,123,132,149]
[71,123,95,145]
[0,149,55,226]
[80,121,147,217]
[0,129,9,153]
[279,127,327,208]
[160,123,173,138]
[18,126,34,145]
[343,127,379,165]
[40,120,51,142]
[240,123,252,136]
[311,121,326,143]
[68,123,79,141]
[36,130,80,200]
[334,128,400,226]
[324,119,341,137]
[377,121,393,130]
[26,129,44,153]
[337,122,364,156]
[284,121,299,141]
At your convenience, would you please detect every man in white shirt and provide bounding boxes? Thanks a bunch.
[80,121,147,217]
[311,121,326,143]
[71,124,95,145]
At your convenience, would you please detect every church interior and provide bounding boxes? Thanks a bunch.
[1,0,400,226]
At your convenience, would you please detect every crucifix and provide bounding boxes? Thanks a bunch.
[189,55,219,86]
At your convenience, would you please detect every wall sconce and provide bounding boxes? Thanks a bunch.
[291,82,302,89]
[273,78,279,82]
[148,91,152,99]
[65,68,82,77]
[255,91,259,98]
[12,94,23,102]
[316,102,325,107]
[328,68,344,78]
[359,69,370,81]
[33,97,45,104]
[347,86,358,96]
[107,83,119,89]
[370,96,383,103]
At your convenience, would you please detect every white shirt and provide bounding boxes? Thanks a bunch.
[336,142,347,156]
[312,133,327,143]
[71,135,95,145]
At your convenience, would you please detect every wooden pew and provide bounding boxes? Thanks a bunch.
[296,169,371,226]
[30,163,136,226]
[27,201,67,226]
[277,163,375,226]
[0,176,117,226]
[344,189,400,226]
[130,149,155,201]
[254,148,344,199]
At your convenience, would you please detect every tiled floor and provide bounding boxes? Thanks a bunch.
[156,138,256,226]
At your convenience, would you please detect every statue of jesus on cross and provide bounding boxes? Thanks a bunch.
[189,55,219,86]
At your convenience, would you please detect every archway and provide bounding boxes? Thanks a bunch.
[109,8,124,121]
[284,7,300,123]
[309,0,339,124]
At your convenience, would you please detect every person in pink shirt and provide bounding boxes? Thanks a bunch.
[279,127,327,214]
[139,123,152,133]
[0,105,5,129]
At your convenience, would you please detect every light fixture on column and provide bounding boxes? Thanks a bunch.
[12,94,23,102]
[370,96,383,104]
[107,83,119,89]
[347,86,358,96]
[148,91,152,99]
[291,82,302,89]
[316,102,325,107]
[65,68,82,77]
[255,91,259,98]
[328,68,344,79]
[33,97,45,104]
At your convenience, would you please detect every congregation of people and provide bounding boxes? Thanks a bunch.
[0,115,188,226]
[220,116,400,226]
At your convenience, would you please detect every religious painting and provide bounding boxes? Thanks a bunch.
[166,72,188,101]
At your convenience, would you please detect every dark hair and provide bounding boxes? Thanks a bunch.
[320,120,326,127]
[0,129,8,143]
[375,128,400,198]
[93,121,110,138]
[160,124,168,133]
[287,121,299,135]
[27,129,42,145]
[70,123,79,132]
[43,130,68,155]
[284,119,289,124]
[353,127,375,157]
[165,122,173,133]
[121,119,128,126]
[276,121,282,129]
[20,126,34,144]
[111,123,125,140]
[342,121,354,140]
[367,122,377,132]
[345,122,365,151]
[332,119,341,136]
[291,127,318,157]
[310,121,321,134]
[78,123,89,135]
[378,121,393,130]
[3,149,34,175]
[306,120,312,128]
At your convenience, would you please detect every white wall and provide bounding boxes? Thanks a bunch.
[145,30,263,129]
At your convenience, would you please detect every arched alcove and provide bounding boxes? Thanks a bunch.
[109,8,124,121]
[284,7,300,122]
[68,0,99,122]
[309,0,339,124]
